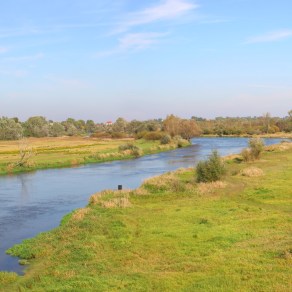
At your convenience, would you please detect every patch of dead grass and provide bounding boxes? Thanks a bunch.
[89,190,132,208]
[197,181,227,195]
[240,167,264,177]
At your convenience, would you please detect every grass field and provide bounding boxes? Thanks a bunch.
[0,137,184,175]
[0,143,291,291]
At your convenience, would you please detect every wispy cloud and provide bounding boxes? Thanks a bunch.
[0,69,28,77]
[96,0,197,57]
[1,53,44,63]
[115,0,198,33]
[95,32,168,58]
[245,29,292,44]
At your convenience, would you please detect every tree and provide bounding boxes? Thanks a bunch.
[179,119,201,140]
[112,117,128,133]
[50,122,65,137]
[163,115,201,140]
[0,117,23,140]
[10,138,36,168]
[24,116,49,137]
[163,115,181,137]
[85,120,96,134]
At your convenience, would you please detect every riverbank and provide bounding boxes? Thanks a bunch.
[203,132,292,139]
[1,142,291,291]
[0,137,190,176]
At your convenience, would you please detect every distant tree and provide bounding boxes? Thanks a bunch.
[179,119,201,140]
[49,122,65,137]
[66,124,78,136]
[85,120,96,134]
[0,117,23,140]
[262,112,272,133]
[163,115,181,137]
[112,117,128,133]
[163,115,201,140]
[24,116,49,137]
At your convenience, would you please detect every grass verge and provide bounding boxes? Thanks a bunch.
[0,143,291,291]
[0,137,189,175]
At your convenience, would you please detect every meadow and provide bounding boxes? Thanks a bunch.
[0,137,184,175]
[0,142,291,291]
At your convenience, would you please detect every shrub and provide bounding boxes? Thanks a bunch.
[111,132,127,139]
[118,143,143,157]
[161,134,171,145]
[143,131,164,141]
[241,148,253,162]
[118,143,137,151]
[249,138,264,159]
[196,150,226,183]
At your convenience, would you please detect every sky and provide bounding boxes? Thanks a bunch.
[0,0,292,122]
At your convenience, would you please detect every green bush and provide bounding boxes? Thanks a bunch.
[249,138,264,159]
[196,150,226,183]
[161,134,171,145]
[118,143,143,157]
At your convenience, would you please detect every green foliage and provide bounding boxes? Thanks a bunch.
[49,122,65,137]
[249,138,265,160]
[196,150,226,182]
[160,134,171,145]
[118,143,143,157]
[0,117,23,140]
[1,146,292,291]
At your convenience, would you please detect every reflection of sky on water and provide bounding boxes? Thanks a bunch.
[0,137,287,273]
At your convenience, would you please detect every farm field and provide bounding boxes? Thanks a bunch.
[0,137,182,175]
[1,142,291,291]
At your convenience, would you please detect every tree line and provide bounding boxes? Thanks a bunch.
[0,111,291,141]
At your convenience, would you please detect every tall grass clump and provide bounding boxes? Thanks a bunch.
[249,138,264,159]
[196,150,226,183]
[241,138,265,161]
[118,143,143,157]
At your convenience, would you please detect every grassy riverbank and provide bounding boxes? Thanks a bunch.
[0,137,188,175]
[1,143,291,291]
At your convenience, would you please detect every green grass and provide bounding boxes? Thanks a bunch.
[0,137,187,175]
[0,144,291,291]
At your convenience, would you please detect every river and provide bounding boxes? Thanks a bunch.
[0,137,287,273]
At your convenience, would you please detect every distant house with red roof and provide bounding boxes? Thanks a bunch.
[105,121,113,126]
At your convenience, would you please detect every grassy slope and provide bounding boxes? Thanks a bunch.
[1,144,291,291]
[0,137,184,175]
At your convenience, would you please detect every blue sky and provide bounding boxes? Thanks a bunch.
[0,0,291,122]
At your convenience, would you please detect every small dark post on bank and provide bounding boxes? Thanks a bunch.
[118,185,122,191]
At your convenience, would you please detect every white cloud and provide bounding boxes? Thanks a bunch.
[115,0,197,33]
[95,32,168,57]
[119,32,168,50]
[245,29,292,44]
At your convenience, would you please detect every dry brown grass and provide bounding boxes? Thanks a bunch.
[265,142,292,152]
[89,189,132,208]
[142,172,185,192]
[71,207,90,221]
[240,167,264,177]
[197,181,227,195]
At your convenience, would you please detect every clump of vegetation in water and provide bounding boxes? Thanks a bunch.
[196,150,226,183]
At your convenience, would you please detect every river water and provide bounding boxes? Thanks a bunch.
[0,137,287,273]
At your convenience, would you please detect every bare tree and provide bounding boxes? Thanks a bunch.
[14,138,36,167]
